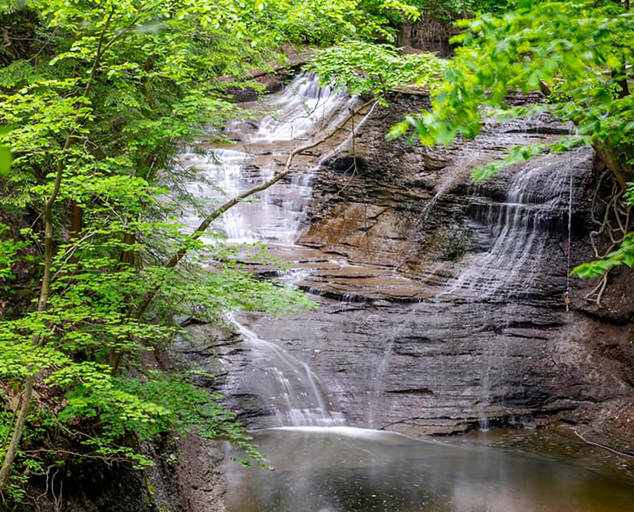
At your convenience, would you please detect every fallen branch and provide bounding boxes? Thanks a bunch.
[133,98,378,319]
[574,429,634,459]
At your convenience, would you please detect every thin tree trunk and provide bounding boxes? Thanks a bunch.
[0,191,57,490]
[0,376,34,491]
[593,143,630,191]
[0,9,118,493]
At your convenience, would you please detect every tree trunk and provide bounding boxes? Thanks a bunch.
[0,376,34,491]
[70,200,83,240]
[0,193,55,491]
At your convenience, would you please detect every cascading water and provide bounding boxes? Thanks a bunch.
[249,74,353,143]
[440,148,586,429]
[446,149,586,300]
[180,73,357,427]
[178,72,358,245]
[228,315,345,427]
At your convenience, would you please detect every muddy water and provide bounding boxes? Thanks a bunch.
[223,427,634,512]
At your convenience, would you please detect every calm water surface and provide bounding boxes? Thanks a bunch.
[223,427,634,512]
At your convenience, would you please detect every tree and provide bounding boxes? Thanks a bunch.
[311,40,445,99]
[1,0,409,501]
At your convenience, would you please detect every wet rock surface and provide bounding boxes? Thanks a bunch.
[180,88,634,444]
[220,299,631,437]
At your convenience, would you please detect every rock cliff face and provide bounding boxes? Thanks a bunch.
[203,91,634,444]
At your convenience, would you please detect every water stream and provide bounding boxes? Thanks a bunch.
[180,73,354,427]
[178,72,357,244]
[446,151,581,299]
[228,314,345,427]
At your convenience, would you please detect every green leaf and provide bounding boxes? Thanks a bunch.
[0,145,11,176]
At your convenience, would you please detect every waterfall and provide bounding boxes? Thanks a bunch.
[440,148,586,429]
[180,73,356,427]
[445,149,587,300]
[229,315,345,427]
[249,74,353,143]
[181,73,592,434]
[174,78,634,512]
[178,72,358,245]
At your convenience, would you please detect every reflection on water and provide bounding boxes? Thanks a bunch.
[224,427,634,512]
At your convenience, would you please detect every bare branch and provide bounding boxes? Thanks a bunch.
[133,99,377,319]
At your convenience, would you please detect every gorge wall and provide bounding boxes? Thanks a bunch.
[186,89,634,452]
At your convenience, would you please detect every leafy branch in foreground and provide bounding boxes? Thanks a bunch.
[391,1,633,175]
[572,234,634,278]
[311,41,445,101]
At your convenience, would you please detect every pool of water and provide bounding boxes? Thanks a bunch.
[223,427,634,512]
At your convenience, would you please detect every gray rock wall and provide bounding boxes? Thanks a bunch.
[189,91,634,445]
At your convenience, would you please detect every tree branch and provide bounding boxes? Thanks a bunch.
[133,99,377,319]
[539,79,630,192]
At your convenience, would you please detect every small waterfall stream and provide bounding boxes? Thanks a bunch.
[179,72,358,245]
[442,149,585,428]
[446,151,581,299]
[229,314,345,427]
[180,73,356,427]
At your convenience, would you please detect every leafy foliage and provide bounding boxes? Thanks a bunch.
[387,0,634,277]
[572,234,634,278]
[312,41,445,99]
[120,373,265,465]
[408,0,510,21]
[0,0,355,502]
[572,183,634,278]
[390,2,633,151]
[0,127,11,176]
[0,223,27,281]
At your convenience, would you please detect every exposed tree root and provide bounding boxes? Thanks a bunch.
[585,170,632,305]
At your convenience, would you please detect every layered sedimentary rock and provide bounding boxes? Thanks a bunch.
[177,89,634,444]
